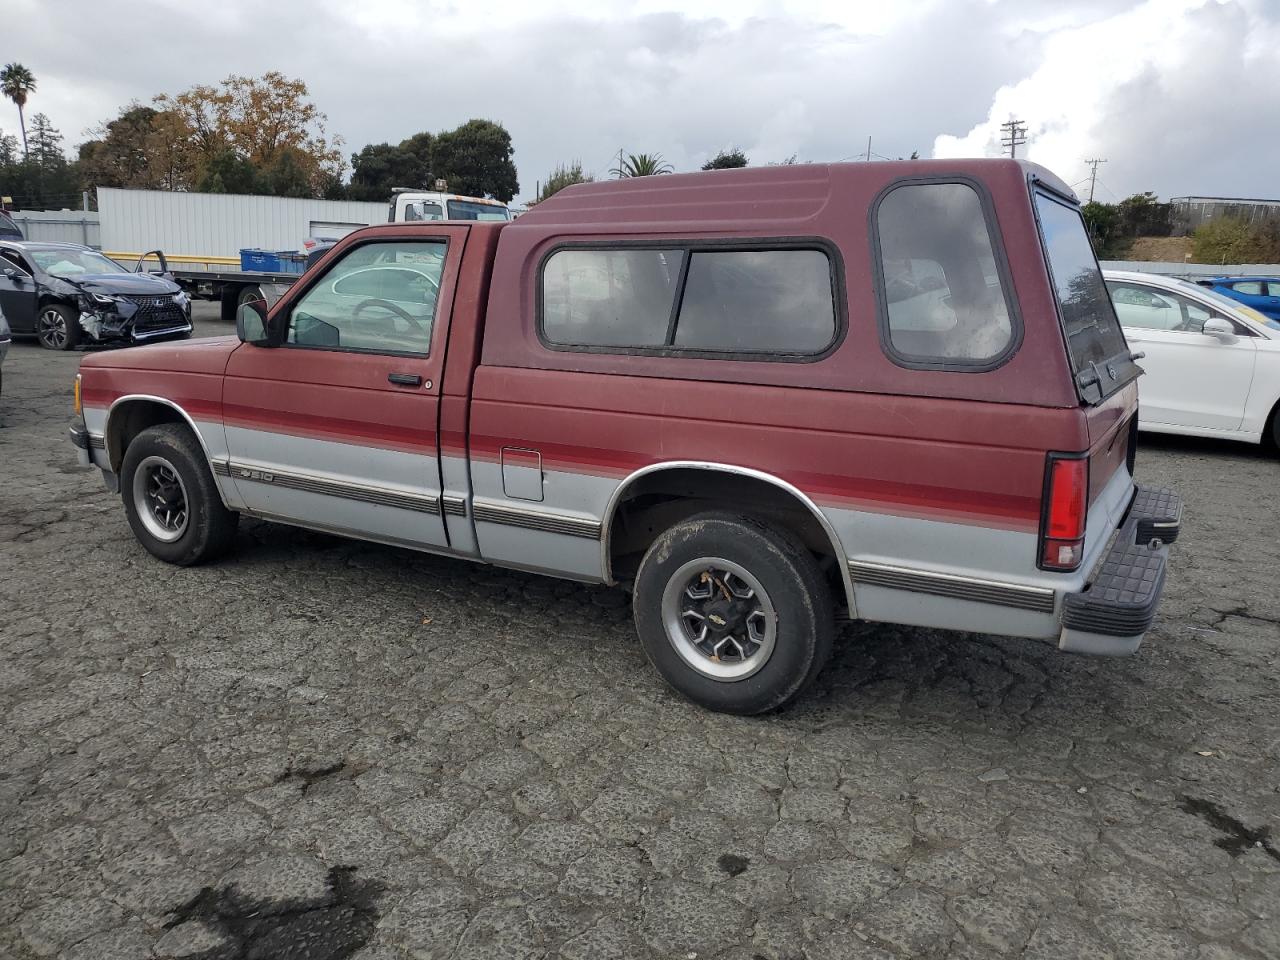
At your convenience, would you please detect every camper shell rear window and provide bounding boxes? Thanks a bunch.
[1033,189,1140,404]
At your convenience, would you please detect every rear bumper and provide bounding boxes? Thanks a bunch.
[1058,484,1182,656]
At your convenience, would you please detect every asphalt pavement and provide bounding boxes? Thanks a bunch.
[1,302,1277,959]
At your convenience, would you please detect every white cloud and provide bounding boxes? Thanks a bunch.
[3,0,1276,204]
[933,0,1280,199]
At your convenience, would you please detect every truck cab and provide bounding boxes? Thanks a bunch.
[388,189,512,224]
[70,160,1180,715]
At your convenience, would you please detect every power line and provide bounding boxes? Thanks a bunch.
[1084,158,1108,203]
[999,117,1028,158]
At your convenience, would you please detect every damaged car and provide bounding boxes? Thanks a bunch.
[0,240,192,351]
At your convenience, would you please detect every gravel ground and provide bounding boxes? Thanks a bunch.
[1,303,1278,959]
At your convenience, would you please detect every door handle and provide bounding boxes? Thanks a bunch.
[388,373,423,387]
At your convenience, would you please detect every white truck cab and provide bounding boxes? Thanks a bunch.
[389,187,512,223]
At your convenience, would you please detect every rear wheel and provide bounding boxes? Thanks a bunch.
[121,423,239,565]
[36,304,80,351]
[633,512,834,714]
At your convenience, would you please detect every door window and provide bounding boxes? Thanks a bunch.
[1107,282,1223,333]
[287,241,445,356]
[1231,281,1263,295]
[1267,281,1280,297]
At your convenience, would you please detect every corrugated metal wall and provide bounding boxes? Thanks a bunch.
[97,188,389,258]
[6,209,101,246]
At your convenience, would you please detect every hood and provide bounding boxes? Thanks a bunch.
[66,272,182,296]
[80,335,240,374]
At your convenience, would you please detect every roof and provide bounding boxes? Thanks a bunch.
[518,158,1075,230]
[1170,196,1280,205]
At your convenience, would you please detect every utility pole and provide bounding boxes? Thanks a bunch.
[1084,158,1107,203]
[999,117,1028,158]
[865,135,872,162]
[616,147,624,179]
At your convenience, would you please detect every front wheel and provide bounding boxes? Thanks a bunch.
[633,513,834,714]
[121,424,239,565]
[36,304,80,351]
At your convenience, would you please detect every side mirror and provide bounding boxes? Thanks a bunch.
[3,266,22,282]
[236,299,274,346]
[1202,317,1236,342]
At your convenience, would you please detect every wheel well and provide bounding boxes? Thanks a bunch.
[105,400,187,473]
[606,467,851,611]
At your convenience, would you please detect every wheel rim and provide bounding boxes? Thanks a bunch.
[132,455,190,543]
[37,308,67,348]
[660,556,777,682]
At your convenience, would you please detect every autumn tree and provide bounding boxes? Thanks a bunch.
[77,104,196,191]
[154,72,345,197]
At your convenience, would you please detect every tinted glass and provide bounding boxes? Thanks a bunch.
[404,202,443,221]
[674,249,835,352]
[288,241,444,355]
[542,248,685,347]
[1232,281,1263,295]
[876,183,1013,365]
[1035,193,1129,374]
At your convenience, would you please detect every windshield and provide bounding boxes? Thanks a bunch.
[1035,191,1136,402]
[446,199,510,221]
[1178,278,1280,331]
[30,248,128,278]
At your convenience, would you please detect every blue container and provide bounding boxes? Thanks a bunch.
[240,248,284,272]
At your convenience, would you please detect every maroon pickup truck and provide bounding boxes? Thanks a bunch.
[70,159,1181,714]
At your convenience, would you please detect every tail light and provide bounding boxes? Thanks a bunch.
[1039,454,1088,571]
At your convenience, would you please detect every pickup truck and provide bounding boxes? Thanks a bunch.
[70,159,1181,714]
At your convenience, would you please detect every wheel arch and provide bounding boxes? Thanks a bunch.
[601,460,856,615]
[104,396,227,505]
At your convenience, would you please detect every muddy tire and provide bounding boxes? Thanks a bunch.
[633,512,834,715]
[121,423,239,565]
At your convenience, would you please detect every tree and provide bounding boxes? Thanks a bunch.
[611,152,673,178]
[155,72,345,197]
[77,104,196,190]
[1082,200,1122,256]
[196,147,257,194]
[0,113,79,209]
[702,148,747,171]
[348,142,428,202]
[1,63,36,158]
[430,119,518,201]
[535,161,593,203]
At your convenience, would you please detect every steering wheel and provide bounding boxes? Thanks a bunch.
[351,298,428,336]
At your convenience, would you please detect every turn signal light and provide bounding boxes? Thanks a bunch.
[1040,455,1088,571]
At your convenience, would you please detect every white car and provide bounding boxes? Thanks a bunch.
[1104,269,1280,447]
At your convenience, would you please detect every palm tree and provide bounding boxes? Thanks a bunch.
[1,63,36,158]
[610,152,673,178]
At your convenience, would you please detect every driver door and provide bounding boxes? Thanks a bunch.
[0,253,38,334]
[222,230,468,550]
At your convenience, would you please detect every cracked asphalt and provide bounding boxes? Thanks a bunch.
[2,303,1278,959]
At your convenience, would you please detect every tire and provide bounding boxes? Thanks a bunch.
[121,423,239,565]
[237,285,265,308]
[36,303,80,351]
[633,512,834,715]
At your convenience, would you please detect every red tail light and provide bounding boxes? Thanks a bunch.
[1040,455,1088,571]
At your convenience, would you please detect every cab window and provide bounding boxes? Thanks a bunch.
[287,241,445,356]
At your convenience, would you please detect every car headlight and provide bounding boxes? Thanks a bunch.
[80,292,115,308]
[173,291,190,308]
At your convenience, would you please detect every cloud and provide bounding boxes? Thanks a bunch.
[933,0,1280,199]
[3,0,1276,204]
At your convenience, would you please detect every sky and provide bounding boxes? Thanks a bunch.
[5,0,1279,204]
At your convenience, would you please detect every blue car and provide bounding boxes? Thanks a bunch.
[1196,277,1280,321]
